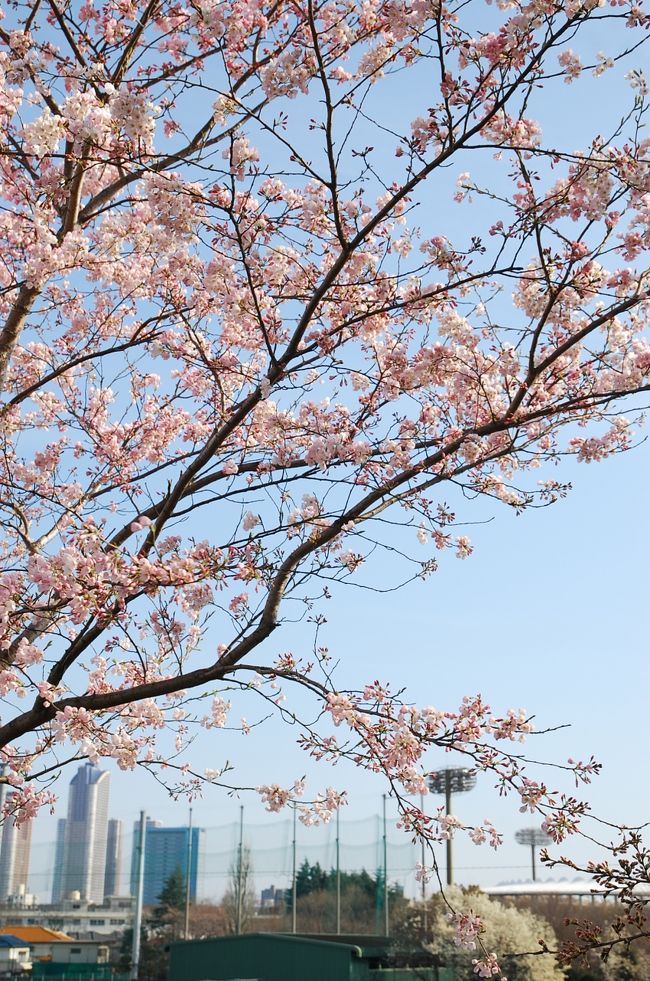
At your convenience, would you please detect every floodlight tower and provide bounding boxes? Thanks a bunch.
[515,827,548,882]
[428,768,477,886]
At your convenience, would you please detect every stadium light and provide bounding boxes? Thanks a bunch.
[427,768,477,885]
[515,827,548,882]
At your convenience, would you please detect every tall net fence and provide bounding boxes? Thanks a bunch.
[24,809,535,928]
[25,813,421,906]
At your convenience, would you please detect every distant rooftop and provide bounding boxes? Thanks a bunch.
[485,880,650,897]
[2,926,73,943]
[0,934,30,948]
[71,762,109,785]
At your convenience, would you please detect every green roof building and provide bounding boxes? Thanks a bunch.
[168,933,453,981]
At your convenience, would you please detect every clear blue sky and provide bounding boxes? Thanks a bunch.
[28,440,649,901]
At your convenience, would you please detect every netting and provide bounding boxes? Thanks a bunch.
[23,812,532,906]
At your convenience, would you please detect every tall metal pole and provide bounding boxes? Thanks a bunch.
[444,771,453,887]
[184,807,193,940]
[336,806,341,935]
[516,828,546,882]
[420,792,427,937]
[382,794,389,937]
[130,811,146,981]
[291,807,297,934]
[236,805,244,934]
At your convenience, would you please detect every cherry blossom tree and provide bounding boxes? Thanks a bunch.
[0,0,648,972]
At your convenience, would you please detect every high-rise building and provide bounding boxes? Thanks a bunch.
[60,763,110,903]
[0,792,33,902]
[51,819,67,904]
[104,819,122,898]
[130,823,203,906]
[128,817,160,901]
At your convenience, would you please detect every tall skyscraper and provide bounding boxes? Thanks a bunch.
[0,792,32,901]
[51,818,67,904]
[60,763,110,903]
[130,823,203,906]
[104,818,122,897]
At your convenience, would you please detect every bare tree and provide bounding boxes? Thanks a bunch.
[222,847,256,935]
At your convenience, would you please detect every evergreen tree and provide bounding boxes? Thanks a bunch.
[156,866,187,915]
[284,860,404,924]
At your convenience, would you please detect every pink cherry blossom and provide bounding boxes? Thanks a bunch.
[472,953,503,978]
[451,911,483,949]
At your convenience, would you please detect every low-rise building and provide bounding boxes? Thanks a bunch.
[0,934,31,976]
[0,895,134,940]
[1,926,109,965]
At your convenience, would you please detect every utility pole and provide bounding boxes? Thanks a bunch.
[291,807,297,934]
[444,771,452,888]
[130,811,146,981]
[382,794,389,937]
[236,805,244,934]
[335,806,341,935]
[420,791,427,938]
[183,807,193,940]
